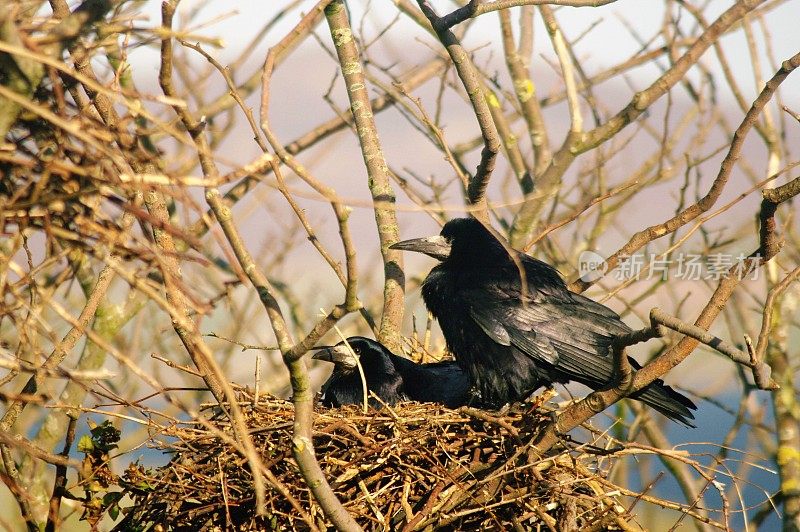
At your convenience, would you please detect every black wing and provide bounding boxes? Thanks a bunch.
[460,259,695,425]
[392,356,471,408]
[462,274,630,387]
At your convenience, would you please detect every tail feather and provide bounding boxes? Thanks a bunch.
[632,379,697,427]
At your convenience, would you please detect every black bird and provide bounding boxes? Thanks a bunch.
[391,218,696,426]
[313,336,471,409]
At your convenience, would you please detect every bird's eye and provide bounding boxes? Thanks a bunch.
[353,346,361,354]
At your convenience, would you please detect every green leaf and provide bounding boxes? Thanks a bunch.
[135,480,155,491]
[77,434,94,453]
[102,492,123,505]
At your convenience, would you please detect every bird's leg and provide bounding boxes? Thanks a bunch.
[524,387,558,417]
[520,388,561,445]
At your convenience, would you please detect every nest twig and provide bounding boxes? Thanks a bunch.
[116,393,638,531]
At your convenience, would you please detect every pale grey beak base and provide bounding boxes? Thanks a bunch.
[312,345,359,370]
[390,235,451,261]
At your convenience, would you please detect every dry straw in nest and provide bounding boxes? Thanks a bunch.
[115,393,639,531]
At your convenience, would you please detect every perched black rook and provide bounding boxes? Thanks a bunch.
[391,218,696,426]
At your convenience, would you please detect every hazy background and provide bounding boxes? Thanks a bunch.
[2,0,799,529]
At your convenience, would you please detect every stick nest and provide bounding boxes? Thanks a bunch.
[116,394,636,531]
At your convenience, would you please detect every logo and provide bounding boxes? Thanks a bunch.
[578,250,608,282]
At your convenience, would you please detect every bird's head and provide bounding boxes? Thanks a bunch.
[312,336,390,373]
[390,217,505,263]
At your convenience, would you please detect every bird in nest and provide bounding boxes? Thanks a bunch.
[313,336,471,410]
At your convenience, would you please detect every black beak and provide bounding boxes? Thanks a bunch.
[312,347,334,362]
[390,235,451,261]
